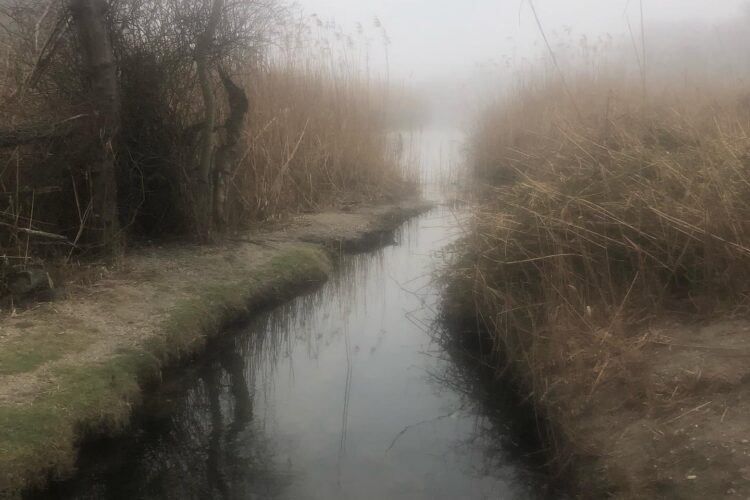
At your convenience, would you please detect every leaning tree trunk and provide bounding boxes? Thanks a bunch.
[214,67,249,230]
[70,0,121,253]
[195,0,224,240]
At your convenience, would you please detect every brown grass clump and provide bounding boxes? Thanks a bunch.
[451,71,750,478]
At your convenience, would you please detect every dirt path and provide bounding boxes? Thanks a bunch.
[564,317,750,499]
[0,201,428,499]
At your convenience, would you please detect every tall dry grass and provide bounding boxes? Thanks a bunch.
[231,45,414,224]
[0,3,416,287]
[450,21,750,471]
[117,11,417,237]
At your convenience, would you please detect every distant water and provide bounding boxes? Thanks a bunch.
[390,125,465,199]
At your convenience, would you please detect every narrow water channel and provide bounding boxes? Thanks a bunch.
[38,207,549,500]
[37,129,550,499]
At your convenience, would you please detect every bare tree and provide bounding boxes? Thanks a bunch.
[70,0,120,252]
[0,0,276,256]
[195,0,223,240]
[0,0,121,252]
[214,66,249,230]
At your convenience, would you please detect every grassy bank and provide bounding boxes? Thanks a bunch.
[447,48,750,496]
[0,246,330,497]
[0,203,425,498]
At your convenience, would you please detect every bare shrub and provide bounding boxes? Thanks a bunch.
[0,0,413,295]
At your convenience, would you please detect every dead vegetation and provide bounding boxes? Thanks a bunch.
[0,0,414,302]
[447,15,750,498]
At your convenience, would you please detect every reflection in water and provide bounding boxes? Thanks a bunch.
[40,207,548,500]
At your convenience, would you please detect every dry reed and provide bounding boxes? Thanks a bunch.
[0,2,416,294]
[449,51,750,471]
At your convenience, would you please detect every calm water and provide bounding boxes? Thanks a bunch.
[37,126,550,499]
[40,206,549,500]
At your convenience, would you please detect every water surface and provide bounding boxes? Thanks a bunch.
[38,123,550,498]
[41,206,549,500]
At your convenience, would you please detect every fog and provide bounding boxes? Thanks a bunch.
[297,0,749,124]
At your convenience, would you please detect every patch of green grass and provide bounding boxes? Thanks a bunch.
[268,245,332,276]
[0,244,332,498]
[155,245,332,361]
[0,319,98,375]
[0,348,161,498]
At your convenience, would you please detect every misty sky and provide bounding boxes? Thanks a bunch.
[297,0,747,82]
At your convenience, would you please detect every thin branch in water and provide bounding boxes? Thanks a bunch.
[385,409,461,454]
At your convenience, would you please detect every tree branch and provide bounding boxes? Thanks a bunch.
[0,114,88,148]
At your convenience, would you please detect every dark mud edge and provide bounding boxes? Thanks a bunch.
[7,202,432,499]
[440,273,579,499]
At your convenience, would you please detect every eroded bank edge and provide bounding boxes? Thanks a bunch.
[3,203,431,499]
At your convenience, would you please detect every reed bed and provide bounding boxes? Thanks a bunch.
[447,70,750,467]
[0,2,416,294]
[233,54,414,224]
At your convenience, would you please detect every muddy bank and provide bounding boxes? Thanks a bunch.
[444,273,750,499]
[0,201,428,499]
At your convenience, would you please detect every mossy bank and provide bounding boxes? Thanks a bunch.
[0,202,428,499]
